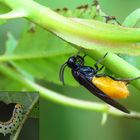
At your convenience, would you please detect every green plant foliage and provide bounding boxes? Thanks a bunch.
[0,1,140,128]
[123,8,140,27]
[0,3,11,14]
[1,0,140,55]
[5,32,17,55]
[0,74,22,90]
[0,2,119,87]
[3,27,78,86]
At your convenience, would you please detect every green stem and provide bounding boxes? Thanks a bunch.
[0,63,140,119]
[1,0,140,42]
[0,9,27,19]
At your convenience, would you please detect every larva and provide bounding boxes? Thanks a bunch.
[0,104,24,136]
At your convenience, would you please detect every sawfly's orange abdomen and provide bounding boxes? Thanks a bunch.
[92,76,129,99]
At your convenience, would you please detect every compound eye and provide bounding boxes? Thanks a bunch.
[69,56,76,63]
[67,56,76,67]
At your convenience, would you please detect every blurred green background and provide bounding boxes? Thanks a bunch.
[1,0,140,140]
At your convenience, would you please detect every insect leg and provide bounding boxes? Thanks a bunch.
[103,16,121,25]
[98,65,104,72]
[94,53,108,71]
[95,73,107,77]
[76,48,84,56]
[107,76,140,84]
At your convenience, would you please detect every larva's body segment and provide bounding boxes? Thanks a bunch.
[0,104,24,136]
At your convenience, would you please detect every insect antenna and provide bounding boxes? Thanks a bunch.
[59,62,67,85]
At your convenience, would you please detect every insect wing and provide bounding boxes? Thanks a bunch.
[77,73,130,113]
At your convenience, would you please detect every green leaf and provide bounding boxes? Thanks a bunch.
[0,19,6,25]
[0,3,11,14]
[0,3,10,24]
[5,32,17,55]
[0,74,22,90]
[123,8,140,27]
[2,28,78,86]
[3,28,101,86]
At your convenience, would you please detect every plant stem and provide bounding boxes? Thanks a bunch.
[1,0,140,42]
[0,63,140,119]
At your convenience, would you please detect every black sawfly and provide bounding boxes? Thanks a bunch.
[59,52,140,113]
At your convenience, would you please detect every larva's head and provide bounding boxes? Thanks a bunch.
[15,104,23,109]
[15,104,24,115]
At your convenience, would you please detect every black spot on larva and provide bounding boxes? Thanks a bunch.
[19,110,22,114]
[0,103,24,135]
